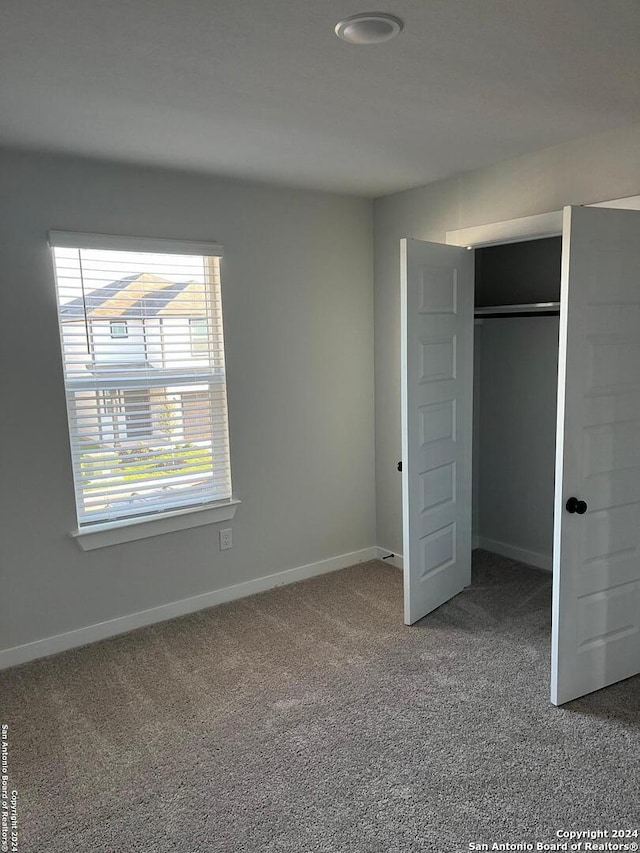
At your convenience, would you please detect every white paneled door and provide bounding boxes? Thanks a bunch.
[400,238,474,625]
[551,206,640,705]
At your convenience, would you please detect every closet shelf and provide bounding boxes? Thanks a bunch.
[474,301,560,318]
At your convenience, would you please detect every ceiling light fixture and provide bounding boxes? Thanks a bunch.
[334,12,403,45]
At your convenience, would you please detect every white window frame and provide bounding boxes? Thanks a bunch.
[109,319,129,339]
[189,317,209,356]
[49,231,240,550]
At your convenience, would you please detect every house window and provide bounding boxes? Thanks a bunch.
[51,233,233,530]
[189,317,209,355]
[110,320,128,338]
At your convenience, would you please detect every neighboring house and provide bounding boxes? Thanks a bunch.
[60,273,212,448]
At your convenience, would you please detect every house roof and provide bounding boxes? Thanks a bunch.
[60,273,207,319]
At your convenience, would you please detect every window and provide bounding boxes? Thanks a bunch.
[189,317,209,355]
[50,232,233,532]
[110,320,129,338]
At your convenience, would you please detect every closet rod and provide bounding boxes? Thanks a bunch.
[474,301,560,319]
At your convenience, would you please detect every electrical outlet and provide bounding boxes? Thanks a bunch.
[219,528,232,551]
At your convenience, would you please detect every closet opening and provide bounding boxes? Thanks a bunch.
[472,236,562,574]
[403,203,640,703]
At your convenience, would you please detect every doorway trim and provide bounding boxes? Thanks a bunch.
[446,210,562,248]
[445,194,640,249]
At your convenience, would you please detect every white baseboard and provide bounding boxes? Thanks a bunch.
[375,546,403,570]
[475,536,552,572]
[0,546,378,671]
[374,539,550,573]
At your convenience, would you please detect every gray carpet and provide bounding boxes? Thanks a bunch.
[1,551,639,852]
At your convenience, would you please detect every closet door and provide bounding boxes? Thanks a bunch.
[552,206,640,705]
[400,238,474,625]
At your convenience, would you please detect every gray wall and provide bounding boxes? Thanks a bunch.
[475,318,559,559]
[0,150,375,652]
[472,329,482,543]
[374,120,640,554]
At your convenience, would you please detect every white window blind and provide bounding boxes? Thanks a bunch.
[50,233,232,529]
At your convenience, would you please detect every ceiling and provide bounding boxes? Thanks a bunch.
[1,0,639,197]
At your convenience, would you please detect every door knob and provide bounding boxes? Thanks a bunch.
[397,461,403,472]
[566,497,588,514]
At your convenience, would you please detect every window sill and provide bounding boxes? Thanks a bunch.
[71,499,241,551]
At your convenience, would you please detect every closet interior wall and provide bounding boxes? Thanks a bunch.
[472,238,561,570]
